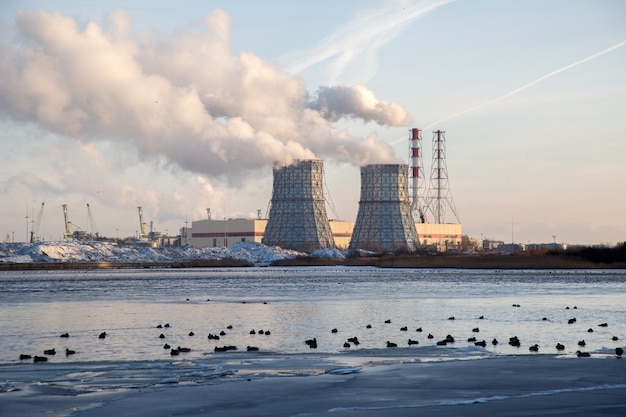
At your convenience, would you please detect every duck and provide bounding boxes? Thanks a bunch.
[43,348,56,355]
[472,327,480,333]
[347,336,359,345]
[250,329,256,335]
[366,324,372,329]
[599,322,608,327]
[587,328,594,333]
[613,336,619,341]
[400,326,408,331]
[65,348,76,355]
[509,336,521,347]
[384,319,392,324]
[305,338,317,348]
[177,346,191,352]
[214,345,237,352]
[578,340,586,347]
[492,338,499,345]
[247,346,259,352]
[427,333,434,339]
[98,332,107,339]
[568,318,576,324]
[60,333,69,338]
[616,347,623,357]
[159,333,165,339]
[331,328,338,333]
[555,343,565,351]
[343,342,351,348]
[467,336,477,342]
[264,330,271,336]
[529,344,539,352]
[408,339,419,346]
[188,331,195,336]
[19,354,32,360]
[475,340,487,347]
[416,327,423,332]
[386,341,398,348]
[33,355,48,362]
[576,350,590,358]
[163,343,170,349]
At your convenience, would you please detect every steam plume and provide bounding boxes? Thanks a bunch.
[310,85,411,126]
[0,9,409,182]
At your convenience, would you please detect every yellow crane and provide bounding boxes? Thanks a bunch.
[30,202,45,243]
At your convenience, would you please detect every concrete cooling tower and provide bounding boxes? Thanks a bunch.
[262,159,335,252]
[349,164,419,253]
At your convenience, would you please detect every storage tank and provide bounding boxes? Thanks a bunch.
[262,159,335,252]
[349,164,419,253]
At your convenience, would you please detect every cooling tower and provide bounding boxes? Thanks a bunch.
[262,159,335,252]
[349,164,419,253]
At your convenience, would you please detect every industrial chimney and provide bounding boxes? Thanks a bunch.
[349,164,419,253]
[262,159,335,252]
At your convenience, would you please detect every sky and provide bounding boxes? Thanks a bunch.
[1,0,624,246]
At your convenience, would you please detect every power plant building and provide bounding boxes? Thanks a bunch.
[183,218,353,250]
[349,164,420,253]
[262,159,335,252]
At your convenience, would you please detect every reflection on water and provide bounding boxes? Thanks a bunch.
[0,267,624,364]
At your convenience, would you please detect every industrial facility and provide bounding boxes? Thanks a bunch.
[183,128,462,254]
[21,128,461,254]
[262,160,335,252]
[349,164,419,253]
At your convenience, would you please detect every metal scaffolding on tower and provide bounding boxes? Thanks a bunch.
[426,130,460,224]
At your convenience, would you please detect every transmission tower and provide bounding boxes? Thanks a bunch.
[408,128,428,223]
[426,130,460,224]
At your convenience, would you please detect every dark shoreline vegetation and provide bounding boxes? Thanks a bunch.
[0,243,624,270]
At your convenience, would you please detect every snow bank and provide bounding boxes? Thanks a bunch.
[0,241,316,266]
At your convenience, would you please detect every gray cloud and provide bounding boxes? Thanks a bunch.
[0,9,409,182]
[309,85,411,126]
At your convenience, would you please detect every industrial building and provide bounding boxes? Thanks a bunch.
[262,160,335,252]
[182,218,353,249]
[349,164,419,253]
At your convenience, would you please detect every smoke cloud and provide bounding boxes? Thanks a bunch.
[309,85,411,126]
[0,9,408,182]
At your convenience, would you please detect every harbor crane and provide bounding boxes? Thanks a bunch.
[137,206,161,240]
[62,204,88,240]
[137,206,149,240]
[30,202,45,243]
[87,203,99,238]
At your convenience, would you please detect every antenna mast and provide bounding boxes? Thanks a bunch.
[426,130,460,224]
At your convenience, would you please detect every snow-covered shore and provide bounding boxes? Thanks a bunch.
[0,241,346,267]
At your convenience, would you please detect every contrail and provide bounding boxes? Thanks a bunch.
[423,39,626,130]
